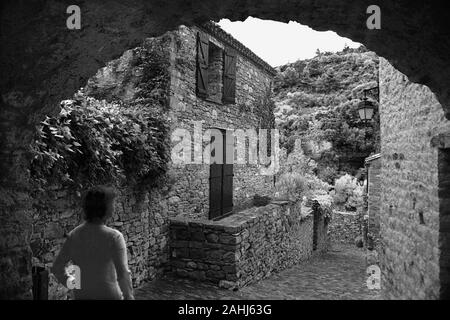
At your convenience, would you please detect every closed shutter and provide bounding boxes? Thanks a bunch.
[196,32,209,98]
[223,47,237,104]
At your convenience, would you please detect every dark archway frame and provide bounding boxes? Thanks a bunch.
[1,0,450,299]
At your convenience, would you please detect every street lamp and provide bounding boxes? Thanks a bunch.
[357,98,375,122]
[358,86,378,149]
[357,87,378,122]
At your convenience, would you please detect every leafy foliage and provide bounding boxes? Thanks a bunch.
[275,141,332,205]
[333,173,365,211]
[30,95,170,190]
[30,44,171,190]
[274,45,380,181]
[255,85,276,131]
[243,85,276,164]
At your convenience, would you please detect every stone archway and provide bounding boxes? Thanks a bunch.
[1,0,450,298]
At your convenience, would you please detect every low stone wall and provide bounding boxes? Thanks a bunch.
[169,201,328,289]
[328,210,362,244]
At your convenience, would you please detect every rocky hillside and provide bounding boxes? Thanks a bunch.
[273,45,380,183]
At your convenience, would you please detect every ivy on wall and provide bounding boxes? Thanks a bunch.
[255,85,276,131]
[29,44,171,191]
[29,96,170,190]
[255,86,276,162]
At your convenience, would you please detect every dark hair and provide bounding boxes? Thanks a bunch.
[82,186,117,222]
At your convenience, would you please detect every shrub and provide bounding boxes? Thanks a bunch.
[317,166,338,184]
[333,173,365,211]
[334,174,356,204]
[347,183,365,210]
[311,193,334,224]
[275,172,306,201]
[280,66,299,86]
[275,142,332,203]
[30,92,170,190]
[30,42,171,191]
[281,139,317,174]
[303,173,331,198]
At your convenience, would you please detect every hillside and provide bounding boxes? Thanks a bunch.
[273,45,380,183]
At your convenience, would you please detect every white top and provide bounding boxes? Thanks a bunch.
[51,222,133,300]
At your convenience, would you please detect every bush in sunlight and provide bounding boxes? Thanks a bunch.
[333,173,365,211]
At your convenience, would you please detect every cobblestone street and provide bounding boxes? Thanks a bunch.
[135,244,381,300]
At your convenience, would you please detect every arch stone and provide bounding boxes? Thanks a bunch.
[1,0,450,298]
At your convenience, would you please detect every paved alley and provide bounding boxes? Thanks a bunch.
[135,244,381,300]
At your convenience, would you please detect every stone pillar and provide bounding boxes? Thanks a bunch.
[434,135,450,299]
[0,112,34,299]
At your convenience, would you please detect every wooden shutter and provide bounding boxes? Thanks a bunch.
[196,32,209,98]
[223,47,236,104]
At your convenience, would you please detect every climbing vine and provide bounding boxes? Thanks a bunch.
[255,85,276,131]
[29,96,170,190]
[254,85,276,163]
[29,43,171,191]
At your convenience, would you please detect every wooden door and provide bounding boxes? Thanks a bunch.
[209,129,233,219]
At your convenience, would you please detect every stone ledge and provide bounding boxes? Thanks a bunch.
[170,200,300,233]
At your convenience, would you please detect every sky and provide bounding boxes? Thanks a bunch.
[218,17,361,67]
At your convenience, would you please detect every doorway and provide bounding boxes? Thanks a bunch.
[209,129,234,220]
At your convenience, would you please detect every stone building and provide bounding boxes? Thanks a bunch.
[87,21,280,219]
[162,22,278,220]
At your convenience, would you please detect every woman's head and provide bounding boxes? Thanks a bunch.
[82,186,117,223]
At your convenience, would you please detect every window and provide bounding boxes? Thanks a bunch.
[196,31,236,104]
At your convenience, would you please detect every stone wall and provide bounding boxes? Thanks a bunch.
[328,211,362,244]
[379,58,450,299]
[367,157,381,242]
[169,201,327,288]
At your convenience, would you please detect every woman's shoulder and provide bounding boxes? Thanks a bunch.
[103,225,124,239]
[104,226,126,249]
[67,223,86,237]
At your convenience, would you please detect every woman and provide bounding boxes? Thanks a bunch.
[52,186,134,300]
